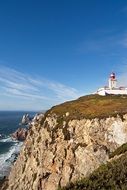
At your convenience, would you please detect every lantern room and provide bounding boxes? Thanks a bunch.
[109,72,117,89]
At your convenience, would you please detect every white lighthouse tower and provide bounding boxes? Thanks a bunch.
[97,72,127,96]
[109,72,117,89]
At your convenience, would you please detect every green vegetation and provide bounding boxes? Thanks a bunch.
[59,143,127,190]
[109,143,127,159]
[49,94,127,120]
[46,94,127,189]
[59,153,127,190]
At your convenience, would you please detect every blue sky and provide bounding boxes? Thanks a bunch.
[0,0,127,110]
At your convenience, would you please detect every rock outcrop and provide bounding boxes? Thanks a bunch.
[11,113,44,141]
[6,95,127,190]
[11,128,28,141]
[21,114,31,125]
[7,113,127,190]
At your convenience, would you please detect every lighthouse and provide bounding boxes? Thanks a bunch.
[109,72,117,89]
[96,72,127,96]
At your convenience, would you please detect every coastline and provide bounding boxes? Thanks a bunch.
[0,111,36,180]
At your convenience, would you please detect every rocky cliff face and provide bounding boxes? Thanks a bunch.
[7,111,127,190]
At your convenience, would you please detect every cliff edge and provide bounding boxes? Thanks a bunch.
[6,95,127,190]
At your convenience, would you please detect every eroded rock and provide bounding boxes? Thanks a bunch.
[7,113,127,190]
[11,128,28,141]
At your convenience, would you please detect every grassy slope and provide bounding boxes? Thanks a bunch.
[50,94,127,119]
[59,143,127,190]
[51,95,127,190]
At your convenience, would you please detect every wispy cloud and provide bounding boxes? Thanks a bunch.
[77,36,118,54]
[0,66,81,109]
[121,6,127,14]
[117,62,127,87]
[77,29,127,54]
[119,33,127,48]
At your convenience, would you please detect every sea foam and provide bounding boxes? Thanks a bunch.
[0,137,23,179]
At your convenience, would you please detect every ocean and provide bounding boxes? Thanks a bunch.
[0,111,36,179]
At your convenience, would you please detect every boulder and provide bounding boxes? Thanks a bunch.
[21,114,31,125]
[11,128,28,141]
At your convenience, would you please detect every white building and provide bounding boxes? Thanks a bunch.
[97,73,127,96]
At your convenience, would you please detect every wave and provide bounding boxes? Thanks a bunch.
[0,136,18,143]
[0,141,23,179]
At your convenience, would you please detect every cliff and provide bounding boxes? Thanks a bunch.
[59,143,127,190]
[6,95,127,190]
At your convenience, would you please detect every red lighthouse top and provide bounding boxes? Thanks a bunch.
[110,72,116,79]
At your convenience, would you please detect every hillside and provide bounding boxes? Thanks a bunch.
[59,143,127,190]
[5,94,127,190]
[49,94,127,119]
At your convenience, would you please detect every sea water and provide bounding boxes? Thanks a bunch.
[0,111,35,179]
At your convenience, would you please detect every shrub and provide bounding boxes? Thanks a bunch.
[59,151,127,190]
